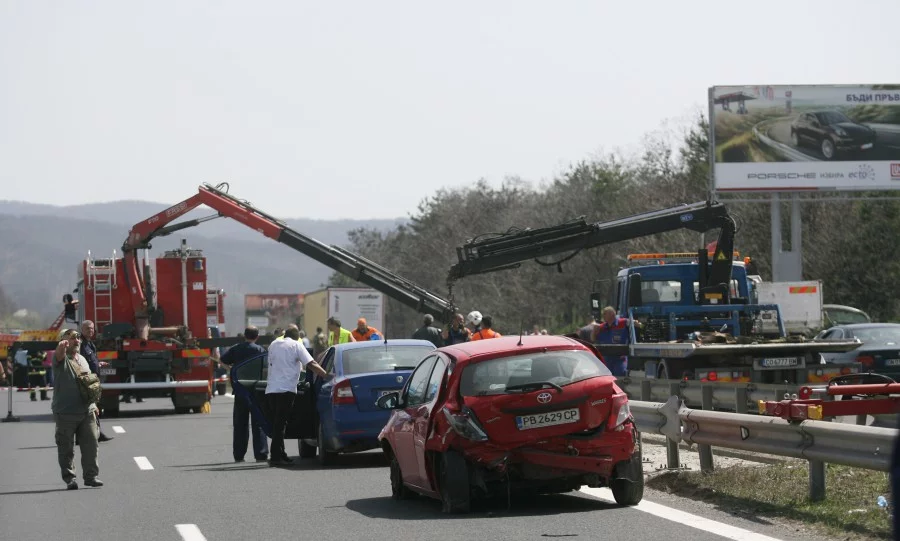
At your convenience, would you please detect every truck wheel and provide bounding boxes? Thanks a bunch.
[439,450,471,514]
[611,446,644,506]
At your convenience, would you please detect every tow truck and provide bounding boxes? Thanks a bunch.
[10,183,457,415]
[448,199,862,384]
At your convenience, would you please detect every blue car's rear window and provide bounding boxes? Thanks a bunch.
[341,345,434,375]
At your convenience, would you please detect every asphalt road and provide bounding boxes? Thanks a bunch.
[0,391,825,541]
[765,117,900,161]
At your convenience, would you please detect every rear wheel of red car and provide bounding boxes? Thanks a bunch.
[390,453,413,500]
[439,450,471,514]
[611,440,644,506]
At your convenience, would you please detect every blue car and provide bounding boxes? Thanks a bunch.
[231,339,436,466]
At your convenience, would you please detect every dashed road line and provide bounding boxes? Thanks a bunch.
[580,487,784,541]
[133,456,154,470]
[112,426,126,434]
[175,524,208,541]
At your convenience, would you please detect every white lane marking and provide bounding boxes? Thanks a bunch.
[133,456,154,470]
[112,426,126,434]
[581,487,784,541]
[175,524,208,541]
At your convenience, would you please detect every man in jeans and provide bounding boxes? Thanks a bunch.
[266,325,326,466]
[220,326,269,463]
[52,329,103,490]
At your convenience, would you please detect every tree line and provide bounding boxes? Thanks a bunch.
[333,116,900,337]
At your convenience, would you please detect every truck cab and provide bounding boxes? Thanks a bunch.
[600,253,777,343]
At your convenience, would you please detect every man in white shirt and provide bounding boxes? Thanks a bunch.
[266,324,326,466]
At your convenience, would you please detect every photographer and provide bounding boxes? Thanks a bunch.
[441,313,470,346]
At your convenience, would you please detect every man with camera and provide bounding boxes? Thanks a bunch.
[52,329,103,490]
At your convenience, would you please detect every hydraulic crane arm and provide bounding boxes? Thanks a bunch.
[447,200,737,301]
[122,183,455,326]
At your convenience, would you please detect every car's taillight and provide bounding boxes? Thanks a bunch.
[856,355,875,369]
[607,393,631,431]
[442,406,488,441]
[332,380,355,405]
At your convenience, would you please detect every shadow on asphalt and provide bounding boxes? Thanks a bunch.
[345,492,617,520]
[0,487,77,496]
[179,452,387,472]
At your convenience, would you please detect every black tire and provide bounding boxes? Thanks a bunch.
[174,406,190,414]
[299,438,317,459]
[317,423,337,466]
[390,452,413,500]
[611,439,644,506]
[216,383,227,396]
[439,450,471,514]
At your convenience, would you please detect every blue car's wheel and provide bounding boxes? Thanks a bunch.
[317,423,337,466]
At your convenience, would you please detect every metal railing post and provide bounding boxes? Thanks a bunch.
[734,386,748,414]
[699,385,715,473]
[641,379,651,402]
[3,349,21,422]
[667,382,681,469]
[809,460,826,502]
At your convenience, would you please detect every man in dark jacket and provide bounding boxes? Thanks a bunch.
[79,321,112,442]
[412,314,443,347]
[221,326,269,463]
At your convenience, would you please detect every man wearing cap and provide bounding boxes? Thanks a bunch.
[52,329,103,490]
[351,318,382,342]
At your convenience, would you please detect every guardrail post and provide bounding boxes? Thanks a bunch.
[667,382,681,469]
[699,385,715,473]
[809,460,826,502]
[734,386,748,414]
[855,414,867,426]
[640,379,651,402]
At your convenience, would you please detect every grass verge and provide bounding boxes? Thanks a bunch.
[646,462,891,540]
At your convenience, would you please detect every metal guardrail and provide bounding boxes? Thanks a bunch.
[617,376,799,413]
[630,397,898,500]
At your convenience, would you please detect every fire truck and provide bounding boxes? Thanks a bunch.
[448,199,863,384]
[7,183,457,416]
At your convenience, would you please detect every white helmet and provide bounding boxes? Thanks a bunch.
[466,311,483,326]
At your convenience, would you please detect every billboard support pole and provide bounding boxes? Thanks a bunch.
[770,194,782,281]
[790,193,803,280]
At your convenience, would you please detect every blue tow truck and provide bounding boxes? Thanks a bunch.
[449,200,861,385]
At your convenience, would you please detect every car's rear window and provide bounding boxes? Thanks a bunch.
[459,349,612,397]
[341,345,434,375]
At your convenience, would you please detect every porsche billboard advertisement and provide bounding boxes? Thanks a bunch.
[710,85,900,191]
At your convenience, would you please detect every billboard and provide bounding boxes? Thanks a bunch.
[243,294,304,332]
[710,85,900,191]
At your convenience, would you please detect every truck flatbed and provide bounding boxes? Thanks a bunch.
[594,339,862,359]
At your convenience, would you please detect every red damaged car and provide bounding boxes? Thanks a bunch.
[375,335,642,513]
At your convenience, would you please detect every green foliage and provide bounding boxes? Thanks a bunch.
[327,116,900,337]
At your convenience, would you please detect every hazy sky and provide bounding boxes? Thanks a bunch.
[2,1,899,220]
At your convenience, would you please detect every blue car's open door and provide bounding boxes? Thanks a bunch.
[230,352,273,436]
[231,352,317,441]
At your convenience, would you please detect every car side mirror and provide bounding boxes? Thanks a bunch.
[376,391,401,410]
[627,273,643,307]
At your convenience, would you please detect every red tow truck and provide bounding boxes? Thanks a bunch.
[9,183,457,416]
